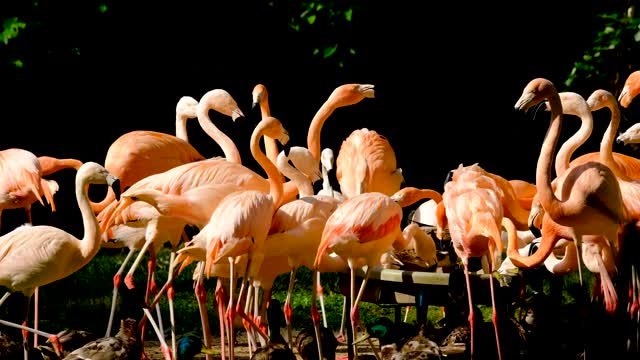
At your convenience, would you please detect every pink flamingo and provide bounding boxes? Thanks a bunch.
[0,162,119,359]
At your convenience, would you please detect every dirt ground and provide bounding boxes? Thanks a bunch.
[143,329,377,360]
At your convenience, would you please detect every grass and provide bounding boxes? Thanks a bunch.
[0,245,594,342]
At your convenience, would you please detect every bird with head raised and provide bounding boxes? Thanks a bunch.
[509,78,626,318]
[0,161,119,357]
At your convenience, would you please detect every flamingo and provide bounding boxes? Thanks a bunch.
[310,186,442,360]
[307,84,375,162]
[257,148,342,347]
[509,78,626,314]
[440,162,514,360]
[335,127,404,199]
[0,162,119,359]
[91,90,244,214]
[96,89,246,346]
[316,147,344,201]
[617,122,640,145]
[619,70,640,108]
[0,148,82,350]
[197,115,288,360]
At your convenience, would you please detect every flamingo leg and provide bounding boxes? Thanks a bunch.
[226,259,236,360]
[106,247,137,336]
[124,239,153,290]
[463,261,476,359]
[167,251,177,360]
[317,271,328,328]
[214,278,228,360]
[0,317,62,357]
[310,269,325,360]
[143,308,173,360]
[284,267,297,347]
[236,280,267,351]
[488,259,503,360]
[351,267,382,360]
[242,283,257,356]
[33,287,38,348]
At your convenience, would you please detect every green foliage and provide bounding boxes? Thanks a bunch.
[1,17,26,45]
[281,0,364,68]
[565,3,640,92]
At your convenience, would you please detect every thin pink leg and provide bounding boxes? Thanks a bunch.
[215,278,228,360]
[488,262,503,360]
[463,262,476,359]
[310,269,325,360]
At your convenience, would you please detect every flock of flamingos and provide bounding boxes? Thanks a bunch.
[2,71,640,360]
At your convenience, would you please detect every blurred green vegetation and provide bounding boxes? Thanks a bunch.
[0,245,593,343]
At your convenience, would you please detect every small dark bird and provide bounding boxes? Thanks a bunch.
[62,318,141,360]
[294,326,338,360]
[176,332,203,360]
[251,298,296,360]
[51,328,99,357]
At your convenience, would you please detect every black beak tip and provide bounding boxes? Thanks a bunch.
[529,224,541,238]
[112,179,121,201]
[444,169,454,187]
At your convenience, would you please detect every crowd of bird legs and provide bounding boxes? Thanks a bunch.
[2,71,640,360]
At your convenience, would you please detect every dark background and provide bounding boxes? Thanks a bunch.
[0,0,636,236]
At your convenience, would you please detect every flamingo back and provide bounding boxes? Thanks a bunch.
[314,192,402,269]
[336,128,402,199]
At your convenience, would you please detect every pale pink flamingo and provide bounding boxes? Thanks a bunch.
[257,148,342,347]
[335,127,404,199]
[311,186,442,360]
[0,162,119,359]
[109,182,243,359]
[199,115,289,360]
[0,148,82,349]
[91,90,244,214]
[441,162,516,360]
[509,78,626,315]
[617,122,640,145]
[96,89,246,346]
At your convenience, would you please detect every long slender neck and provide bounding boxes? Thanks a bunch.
[277,153,314,198]
[251,130,283,209]
[555,111,592,177]
[77,178,101,259]
[197,104,242,164]
[38,156,83,176]
[600,99,621,173]
[258,99,280,166]
[321,165,333,193]
[308,101,337,161]
[537,94,563,218]
[175,113,190,142]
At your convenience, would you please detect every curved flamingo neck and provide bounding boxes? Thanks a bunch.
[537,93,564,219]
[555,106,593,177]
[308,101,337,161]
[600,98,622,174]
[175,112,191,142]
[38,157,83,176]
[257,95,280,166]
[251,126,284,210]
[277,152,314,198]
[77,176,101,260]
[197,102,241,164]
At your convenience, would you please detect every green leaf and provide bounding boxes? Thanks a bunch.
[98,4,108,13]
[307,14,316,25]
[323,45,337,58]
[345,8,353,21]
[2,17,27,45]
[11,59,23,68]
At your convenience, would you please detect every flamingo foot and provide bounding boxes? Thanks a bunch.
[160,343,173,360]
[125,274,136,290]
[47,335,62,357]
